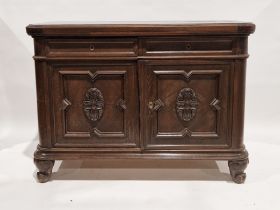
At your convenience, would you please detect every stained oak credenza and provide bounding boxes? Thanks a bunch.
[26,21,255,183]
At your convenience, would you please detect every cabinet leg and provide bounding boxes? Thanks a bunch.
[34,159,55,183]
[228,158,249,184]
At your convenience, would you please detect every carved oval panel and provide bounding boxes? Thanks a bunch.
[176,88,198,122]
[83,88,104,122]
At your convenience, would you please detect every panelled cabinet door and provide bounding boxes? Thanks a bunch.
[139,60,233,150]
[51,62,139,148]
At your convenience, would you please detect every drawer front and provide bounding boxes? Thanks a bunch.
[140,37,234,56]
[46,38,137,57]
[51,62,139,148]
[139,60,233,150]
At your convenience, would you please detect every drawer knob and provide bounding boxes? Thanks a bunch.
[89,44,95,51]
[186,43,191,50]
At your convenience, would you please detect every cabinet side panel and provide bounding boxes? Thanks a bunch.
[231,59,247,149]
[35,60,53,148]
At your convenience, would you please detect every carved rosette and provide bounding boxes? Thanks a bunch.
[176,88,198,121]
[83,88,104,122]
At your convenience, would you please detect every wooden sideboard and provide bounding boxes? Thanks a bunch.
[26,21,255,183]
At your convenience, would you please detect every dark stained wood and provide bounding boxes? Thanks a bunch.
[228,158,249,184]
[139,60,232,150]
[26,21,255,37]
[34,159,55,183]
[51,61,139,147]
[45,38,137,57]
[139,36,235,56]
[26,22,255,183]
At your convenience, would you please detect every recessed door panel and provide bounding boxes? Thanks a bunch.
[51,62,139,148]
[139,60,232,150]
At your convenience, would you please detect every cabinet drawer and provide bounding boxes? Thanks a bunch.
[140,37,234,56]
[46,38,137,57]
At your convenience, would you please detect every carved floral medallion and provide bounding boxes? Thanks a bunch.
[176,88,198,121]
[83,88,104,122]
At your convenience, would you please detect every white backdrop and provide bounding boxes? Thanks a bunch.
[0,0,280,210]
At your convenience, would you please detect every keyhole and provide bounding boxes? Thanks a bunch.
[90,44,95,51]
[148,102,154,110]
